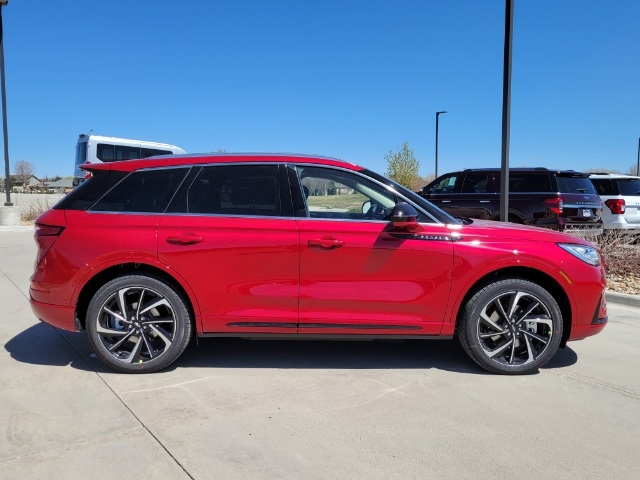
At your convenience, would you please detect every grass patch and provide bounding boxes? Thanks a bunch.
[20,199,52,225]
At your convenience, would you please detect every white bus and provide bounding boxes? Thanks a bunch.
[73,134,187,185]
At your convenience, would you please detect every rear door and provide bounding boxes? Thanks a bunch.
[158,163,300,334]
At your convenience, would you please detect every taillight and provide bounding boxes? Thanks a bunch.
[34,223,65,268]
[605,198,625,215]
[545,197,564,215]
[35,224,64,237]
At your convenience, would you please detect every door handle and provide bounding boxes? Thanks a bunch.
[479,200,491,203]
[166,235,204,245]
[440,200,451,203]
[308,237,345,249]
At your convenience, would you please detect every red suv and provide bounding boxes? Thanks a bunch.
[30,154,608,374]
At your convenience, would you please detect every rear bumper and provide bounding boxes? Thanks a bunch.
[30,297,78,332]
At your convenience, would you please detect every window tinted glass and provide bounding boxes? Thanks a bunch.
[187,165,281,216]
[297,166,400,221]
[96,144,115,162]
[91,168,189,213]
[590,178,616,195]
[461,173,491,193]
[54,171,128,211]
[430,174,461,194]
[618,179,640,196]
[141,148,172,158]
[507,173,552,193]
[555,175,597,194]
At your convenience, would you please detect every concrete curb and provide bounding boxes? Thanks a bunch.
[606,291,640,308]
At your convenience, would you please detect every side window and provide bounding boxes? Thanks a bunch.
[430,174,461,194]
[91,168,189,213]
[509,173,552,193]
[141,148,172,158]
[187,165,281,217]
[297,166,398,221]
[96,143,115,162]
[460,173,490,193]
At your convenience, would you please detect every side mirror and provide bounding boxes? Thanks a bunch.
[390,203,422,231]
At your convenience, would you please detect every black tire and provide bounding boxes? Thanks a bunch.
[86,275,192,373]
[458,278,563,375]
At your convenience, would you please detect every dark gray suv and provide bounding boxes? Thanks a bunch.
[420,168,603,232]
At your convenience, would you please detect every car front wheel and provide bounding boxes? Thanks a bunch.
[458,278,563,375]
[86,275,192,373]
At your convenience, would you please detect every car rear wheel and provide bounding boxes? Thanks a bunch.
[86,275,192,373]
[458,278,563,375]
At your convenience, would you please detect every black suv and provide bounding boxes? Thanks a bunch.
[420,168,603,231]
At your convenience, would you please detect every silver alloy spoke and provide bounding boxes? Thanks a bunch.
[108,330,136,352]
[509,339,516,364]
[148,324,173,348]
[484,338,513,358]
[123,337,144,364]
[480,311,503,333]
[136,289,146,317]
[140,297,171,315]
[480,330,506,339]
[140,329,155,359]
[141,316,175,325]
[522,316,553,328]
[97,324,130,336]
[521,334,535,365]
[493,298,510,323]
[522,329,549,345]
[508,291,527,319]
[103,306,128,323]
[514,301,541,327]
[116,288,130,319]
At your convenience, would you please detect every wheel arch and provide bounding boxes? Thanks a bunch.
[75,263,199,333]
[453,266,572,347]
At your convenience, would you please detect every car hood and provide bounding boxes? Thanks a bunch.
[447,218,596,247]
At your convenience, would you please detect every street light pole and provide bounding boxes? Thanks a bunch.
[636,137,639,176]
[435,111,447,178]
[0,0,11,206]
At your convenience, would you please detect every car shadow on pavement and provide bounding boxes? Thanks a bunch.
[4,323,96,372]
[5,324,579,375]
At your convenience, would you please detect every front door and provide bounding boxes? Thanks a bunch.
[294,165,454,336]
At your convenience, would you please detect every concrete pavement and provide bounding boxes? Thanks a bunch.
[1,230,639,480]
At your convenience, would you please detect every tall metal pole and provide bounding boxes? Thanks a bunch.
[0,2,12,206]
[636,137,639,176]
[499,0,513,222]
[435,111,447,178]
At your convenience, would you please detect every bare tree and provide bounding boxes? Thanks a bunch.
[14,160,36,188]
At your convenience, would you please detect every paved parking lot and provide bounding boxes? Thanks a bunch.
[1,230,639,480]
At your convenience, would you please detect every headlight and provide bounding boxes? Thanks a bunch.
[557,243,601,266]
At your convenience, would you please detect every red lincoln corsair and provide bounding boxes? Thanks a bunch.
[30,154,608,374]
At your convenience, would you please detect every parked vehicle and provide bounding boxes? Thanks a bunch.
[73,134,186,186]
[420,168,603,232]
[589,173,640,231]
[31,154,607,375]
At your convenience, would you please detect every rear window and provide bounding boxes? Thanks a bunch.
[90,167,190,213]
[617,179,640,196]
[590,178,616,195]
[54,171,128,211]
[555,175,597,194]
[507,173,552,193]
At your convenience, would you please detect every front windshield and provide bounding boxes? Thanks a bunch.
[361,169,462,224]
